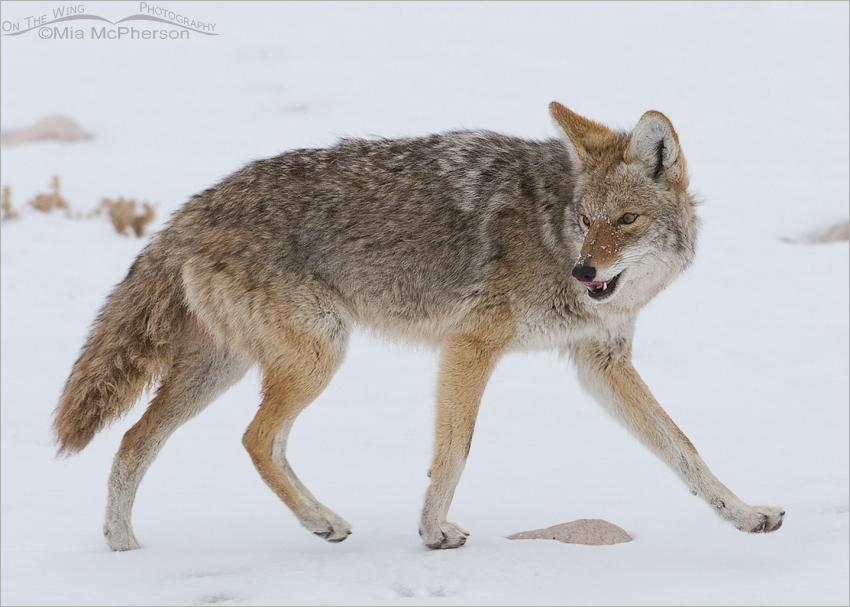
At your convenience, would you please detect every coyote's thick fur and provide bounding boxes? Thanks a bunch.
[54,103,784,550]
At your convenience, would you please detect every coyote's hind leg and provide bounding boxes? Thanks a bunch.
[242,323,352,543]
[105,318,250,551]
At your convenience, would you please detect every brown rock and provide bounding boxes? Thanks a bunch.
[819,220,849,243]
[508,519,632,545]
[1,115,91,147]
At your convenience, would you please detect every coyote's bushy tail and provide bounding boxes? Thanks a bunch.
[53,249,186,456]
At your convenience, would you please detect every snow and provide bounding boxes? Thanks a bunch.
[1,2,847,605]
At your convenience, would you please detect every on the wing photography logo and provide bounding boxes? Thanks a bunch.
[2,2,217,40]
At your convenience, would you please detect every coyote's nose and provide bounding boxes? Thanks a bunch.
[572,265,596,282]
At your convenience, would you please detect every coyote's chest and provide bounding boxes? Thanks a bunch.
[509,292,631,352]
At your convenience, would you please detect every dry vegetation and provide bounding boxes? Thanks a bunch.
[1,186,17,220]
[28,175,69,214]
[89,197,156,237]
[1,176,156,237]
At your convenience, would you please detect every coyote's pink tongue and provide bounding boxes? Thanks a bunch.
[580,280,605,289]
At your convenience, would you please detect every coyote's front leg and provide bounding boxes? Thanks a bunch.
[419,333,505,549]
[572,338,784,533]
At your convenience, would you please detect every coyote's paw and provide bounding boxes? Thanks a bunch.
[299,506,352,543]
[419,521,469,550]
[103,523,141,551]
[715,499,785,533]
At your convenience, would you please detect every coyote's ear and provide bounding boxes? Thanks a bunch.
[549,101,616,173]
[626,111,688,189]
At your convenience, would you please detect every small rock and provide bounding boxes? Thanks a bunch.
[819,220,849,243]
[1,115,91,146]
[781,220,850,245]
[507,519,632,545]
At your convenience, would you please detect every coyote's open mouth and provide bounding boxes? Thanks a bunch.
[578,272,622,301]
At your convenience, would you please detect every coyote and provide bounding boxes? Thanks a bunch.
[53,103,784,550]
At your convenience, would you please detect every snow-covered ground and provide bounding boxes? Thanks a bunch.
[1,2,847,605]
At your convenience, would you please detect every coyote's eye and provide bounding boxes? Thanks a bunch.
[581,215,591,228]
[619,212,638,225]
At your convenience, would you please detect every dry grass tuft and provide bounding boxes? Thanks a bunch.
[28,176,69,214]
[1,186,17,220]
[92,197,157,237]
[2,176,156,237]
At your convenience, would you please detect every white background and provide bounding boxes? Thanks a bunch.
[1,2,847,605]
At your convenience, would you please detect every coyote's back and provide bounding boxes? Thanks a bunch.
[55,102,783,551]
[160,132,584,344]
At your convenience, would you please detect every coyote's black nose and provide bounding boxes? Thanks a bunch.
[572,265,596,282]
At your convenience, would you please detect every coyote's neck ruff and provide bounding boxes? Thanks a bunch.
[53,102,783,551]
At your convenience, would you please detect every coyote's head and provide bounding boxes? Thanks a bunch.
[550,102,700,306]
